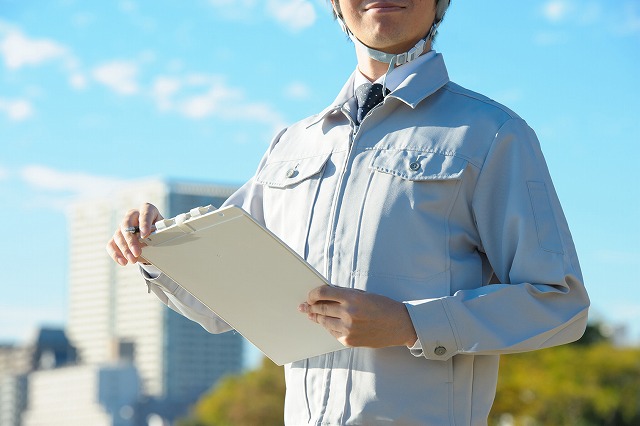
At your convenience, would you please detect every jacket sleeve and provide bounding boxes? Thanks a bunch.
[405,118,590,360]
[140,128,287,333]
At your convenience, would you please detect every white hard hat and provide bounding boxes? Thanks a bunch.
[436,0,451,24]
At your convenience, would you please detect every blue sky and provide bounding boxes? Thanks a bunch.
[1,0,639,346]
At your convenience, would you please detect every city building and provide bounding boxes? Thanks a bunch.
[0,328,77,426]
[20,179,245,424]
[22,364,140,426]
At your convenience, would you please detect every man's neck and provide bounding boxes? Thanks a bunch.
[355,41,433,82]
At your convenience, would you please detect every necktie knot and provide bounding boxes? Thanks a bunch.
[355,83,385,124]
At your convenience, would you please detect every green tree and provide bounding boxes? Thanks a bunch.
[178,357,285,426]
[489,343,640,425]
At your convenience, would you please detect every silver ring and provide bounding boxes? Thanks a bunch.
[124,226,140,234]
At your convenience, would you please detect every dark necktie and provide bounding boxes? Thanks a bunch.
[355,83,385,124]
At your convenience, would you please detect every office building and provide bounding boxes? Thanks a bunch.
[22,364,140,426]
[0,328,77,426]
[64,179,244,420]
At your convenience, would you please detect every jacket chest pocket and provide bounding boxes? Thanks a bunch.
[255,153,331,255]
[356,149,468,295]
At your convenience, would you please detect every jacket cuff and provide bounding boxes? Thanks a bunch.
[138,265,179,293]
[404,299,459,361]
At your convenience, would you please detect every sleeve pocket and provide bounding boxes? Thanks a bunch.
[527,181,564,254]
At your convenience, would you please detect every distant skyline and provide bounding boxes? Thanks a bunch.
[1,0,639,345]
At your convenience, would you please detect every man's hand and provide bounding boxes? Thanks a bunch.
[298,286,418,348]
[105,203,164,266]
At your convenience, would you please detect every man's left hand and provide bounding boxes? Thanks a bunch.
[298,286,418,348]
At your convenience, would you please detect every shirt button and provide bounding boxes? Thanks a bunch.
[409,161,420,171]
[285,169,297,178]
[434,346,447,356]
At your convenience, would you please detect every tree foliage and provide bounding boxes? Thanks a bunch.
[178,357,285,426]
[489,342,640,425]
[179,324,639,425]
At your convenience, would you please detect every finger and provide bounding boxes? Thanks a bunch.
[307,285,346,305]
[120,210,143,258]
[305,300,343,319]
[299,302,339,322]
[106,235,128,266]
[314,314,345,335]
[114,226,139,264]
[139,203,163,238]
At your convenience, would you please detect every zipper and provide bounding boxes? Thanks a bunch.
[323,109,359,281]
[318,107,360,424]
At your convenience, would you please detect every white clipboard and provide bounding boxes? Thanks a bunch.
[141,205,345,365]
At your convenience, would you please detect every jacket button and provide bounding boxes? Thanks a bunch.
[285,169,297,178]
[434,346,447,356]
[409,161,420,171]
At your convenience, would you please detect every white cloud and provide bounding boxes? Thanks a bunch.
[69,72,88,90]
[267,0,317,31]
[617,2,640,36]
[20,165,126,196]
[151,76,182,110]
[207,0,316,30]
[119,0,138,13]
[150,73,286,130]
[576,2,603,26]
[0,20,87,92]
[540,1,610,28]
[542,0,573,22]
[215,102,286,129]
[0,97,34,121]
[178,84,241,119]
[284,81,312,100]
[0,27,68,69]
[535,1,618,44]
[71,12,95,29]
[92,60,140,95]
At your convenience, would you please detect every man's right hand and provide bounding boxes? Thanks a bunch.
[106,203,164,266]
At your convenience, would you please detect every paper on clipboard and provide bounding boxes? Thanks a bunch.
[141,204,345,365]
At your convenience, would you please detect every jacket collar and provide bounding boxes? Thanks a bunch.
[388,53,450,108]
[309,53,450,127]
[307,70,357,126]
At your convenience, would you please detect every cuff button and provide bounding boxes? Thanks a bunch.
[434,346,447,356]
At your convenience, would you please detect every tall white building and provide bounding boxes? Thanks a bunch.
[65,179,244,420]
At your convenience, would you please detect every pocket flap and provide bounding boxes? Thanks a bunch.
[370,150,466,181]
[256,153,331,188]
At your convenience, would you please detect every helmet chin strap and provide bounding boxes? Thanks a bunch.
[337,16,440,93]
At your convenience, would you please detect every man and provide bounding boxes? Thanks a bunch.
[107,0,590,424]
